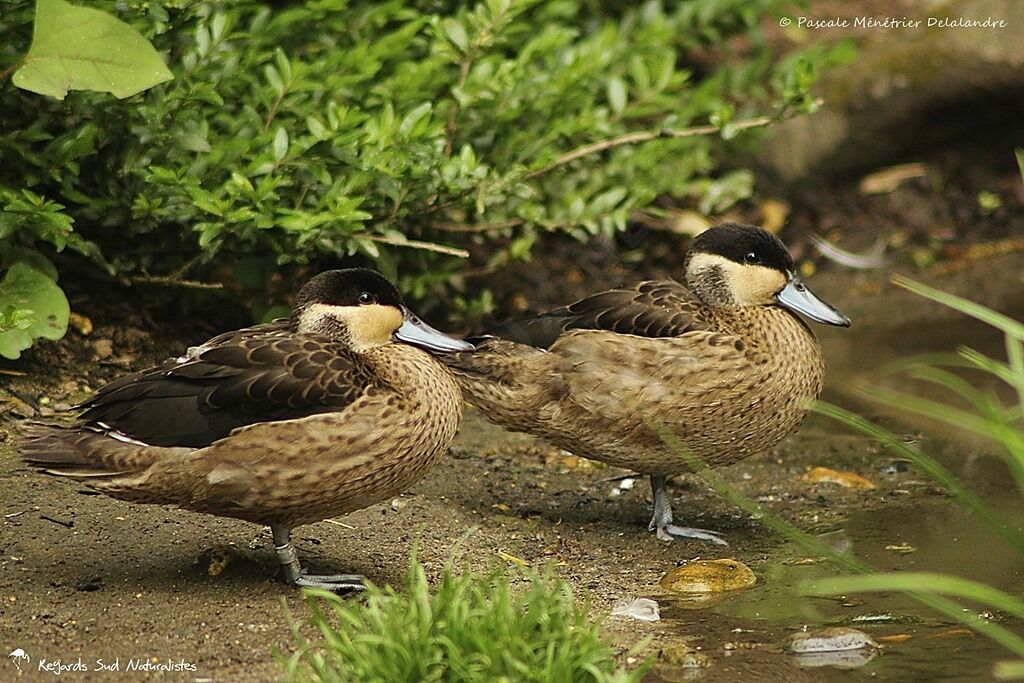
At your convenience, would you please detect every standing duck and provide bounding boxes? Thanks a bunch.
[21,269,473,589]
[442,224,849,544]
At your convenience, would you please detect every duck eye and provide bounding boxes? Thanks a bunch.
[743,252,760,265]
[357,292,375,304]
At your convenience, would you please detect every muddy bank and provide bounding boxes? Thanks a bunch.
[0,408,948,682]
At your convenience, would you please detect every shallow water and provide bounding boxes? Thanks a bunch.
[651,300,1024,683]
[654,463,1024,681]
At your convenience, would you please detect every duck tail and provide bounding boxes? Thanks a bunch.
[20,422,141,479]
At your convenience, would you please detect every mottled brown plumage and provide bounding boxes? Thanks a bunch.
[21,269,472,589]
[443,224,849,542]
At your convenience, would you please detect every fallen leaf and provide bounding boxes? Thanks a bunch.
[668,210,711,236]
[498,550,529,567]
[758,198,790,233]
[859,162,931,195]
[68,312,93,336]
[885,543,916,554]
[926,628,974,640]
[803,466,877,490]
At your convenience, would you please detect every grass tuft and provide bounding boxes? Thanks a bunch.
[284,555,644,683]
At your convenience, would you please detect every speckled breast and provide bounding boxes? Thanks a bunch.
[539,307,826,475]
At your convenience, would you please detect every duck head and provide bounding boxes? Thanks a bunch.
[290,269,475,351]
[684,224,850,327]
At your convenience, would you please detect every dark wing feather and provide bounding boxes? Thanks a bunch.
[77,329,380,448]
[494,280,714,348]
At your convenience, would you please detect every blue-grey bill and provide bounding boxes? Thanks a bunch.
[776,275,851,327]
[395,308,475,352]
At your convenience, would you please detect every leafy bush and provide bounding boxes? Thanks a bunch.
[1,0,847,355]
[285,556,644,683]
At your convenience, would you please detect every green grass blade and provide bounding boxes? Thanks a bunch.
[815,401,1024,555]
[803,572,1024,620]
[959,346,1021,390]
[892,275,1024,340]
[1005,335,1024,415]
[996,659,1024,680]
[802,573,1024,657]
[851,386,1024,495]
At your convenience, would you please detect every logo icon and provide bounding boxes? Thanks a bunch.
[8,648,30,672]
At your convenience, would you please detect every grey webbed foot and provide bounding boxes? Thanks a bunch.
[293,573,365,591]
[648,475,729,546]
[271,523,365,592]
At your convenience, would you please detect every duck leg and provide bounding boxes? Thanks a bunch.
[271,524,365,591]
[648,475,728,545]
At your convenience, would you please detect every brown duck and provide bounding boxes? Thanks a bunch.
[442,224,850,544]
[21,269,473,589]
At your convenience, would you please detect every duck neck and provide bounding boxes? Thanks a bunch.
[360,343,460,396]
[685,266,739,307]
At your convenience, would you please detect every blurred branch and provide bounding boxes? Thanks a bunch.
[367,235,469,258]
[525,116,770,179]
[130,275,223,289]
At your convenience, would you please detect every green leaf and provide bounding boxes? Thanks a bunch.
[0,262,70,359]
[273,127,289,162]
[442,18,469,52]
[13,0,173,100]
[607,77,627,114]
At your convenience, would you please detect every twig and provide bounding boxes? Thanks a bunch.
[367,235,469,258]
[130,275,223,290]
[323,518,356,530]
[0,61,23,83]
[167,253,206,281]
[40,515,74,529]
[524,114,774,179]
[4,511,27,519]
[444,58,473,157]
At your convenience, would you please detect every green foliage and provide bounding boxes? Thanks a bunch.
[286,557,643,683]
[1,0,848,355]
[0,261,69,359]
[13,0,173,100]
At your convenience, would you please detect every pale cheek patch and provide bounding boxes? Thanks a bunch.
[299,303,403,349]
[686,254,787,306]
[729,264,786,305]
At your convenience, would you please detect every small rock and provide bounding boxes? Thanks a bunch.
[787,627,878,653]
[660,559,756,594]
[659,644,712,669]
[75,576,104,592]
